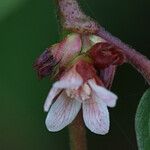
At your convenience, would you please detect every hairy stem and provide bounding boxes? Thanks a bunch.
[97,27,150,85]
[56,0,99,33]
[69,111,87,150]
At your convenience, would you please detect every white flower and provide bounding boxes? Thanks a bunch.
[44,61,117,135]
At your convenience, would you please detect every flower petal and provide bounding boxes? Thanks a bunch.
[45,92,81,132]
[82,96,110,135]
[52,33,82,65]
[62,33,82,62]
[44,87,61,112]
[53,68,83,89]
[88,79,117,107]
[99,65,116,89]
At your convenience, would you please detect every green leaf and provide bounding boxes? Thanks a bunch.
[135,88,150,150]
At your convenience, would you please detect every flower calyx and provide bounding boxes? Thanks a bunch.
[89,42,126,69]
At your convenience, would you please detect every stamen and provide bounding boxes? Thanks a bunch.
[80,83,91,101]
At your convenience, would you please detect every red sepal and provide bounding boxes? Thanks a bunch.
[89,43,125,69]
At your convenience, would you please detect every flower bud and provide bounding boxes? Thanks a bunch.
[89,42,126,69]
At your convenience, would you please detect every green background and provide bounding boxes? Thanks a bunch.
[0,0,149,149]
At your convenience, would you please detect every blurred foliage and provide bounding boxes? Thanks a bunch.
[0,0,28,21]
[0,0,150,150]
[135,89,150,150]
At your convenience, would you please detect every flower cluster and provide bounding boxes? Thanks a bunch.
[34,33,125,134]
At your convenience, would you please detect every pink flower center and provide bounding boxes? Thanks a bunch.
[65,83,91,101]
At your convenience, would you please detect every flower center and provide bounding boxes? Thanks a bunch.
[65,83,91,101]
[80,83,91,101]
[66,89,79,99]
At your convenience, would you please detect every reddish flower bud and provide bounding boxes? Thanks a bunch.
[34,48,58,79]
[89,42,126,69]
[34,33,82,79]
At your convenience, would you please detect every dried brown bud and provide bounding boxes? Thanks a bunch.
[34,48,58,79]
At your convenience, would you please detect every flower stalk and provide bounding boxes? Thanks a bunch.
[69,111,87,150]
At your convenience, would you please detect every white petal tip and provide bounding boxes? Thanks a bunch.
[43,87,60,112]
[53,82,60,88]
[43,105,49,112]
[45,119,60,132]
[108,93,118,108]
[88,79,118,107]
[43,99,52,112]
[90,128,109,135]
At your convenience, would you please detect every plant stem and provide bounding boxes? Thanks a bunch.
[97,27,150,85]
[69,111,87,150]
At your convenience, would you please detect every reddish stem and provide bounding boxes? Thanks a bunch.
[69,111,87,150]
[97,27,150,85]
